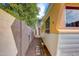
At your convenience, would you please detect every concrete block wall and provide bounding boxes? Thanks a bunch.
[11,20,34,56]
[0,9,34,56]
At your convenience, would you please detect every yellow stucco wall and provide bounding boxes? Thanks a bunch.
[41,3,79,33]
[41,3,61,33]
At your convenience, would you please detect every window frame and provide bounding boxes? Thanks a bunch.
[45,16,50,33]
[58,5,79,33]
[65,6,79,27]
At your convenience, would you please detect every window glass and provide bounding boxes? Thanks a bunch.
[66,6,79,27]
[45,17,50,33]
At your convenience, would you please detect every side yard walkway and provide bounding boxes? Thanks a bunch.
[25,37,51,56]
[25,37,42,56]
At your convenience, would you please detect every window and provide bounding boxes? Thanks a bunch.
[45,17,50,33]
[66,6,79,27]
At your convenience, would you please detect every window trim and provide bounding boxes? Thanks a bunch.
[65,6,79,27]
[58,5,79,33]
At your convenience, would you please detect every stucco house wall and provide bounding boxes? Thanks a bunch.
[0,9,17,56]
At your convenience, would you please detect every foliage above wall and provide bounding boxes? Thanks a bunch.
[0,3,39,28]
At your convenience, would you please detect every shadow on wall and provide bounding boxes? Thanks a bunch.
[11,20,34,56]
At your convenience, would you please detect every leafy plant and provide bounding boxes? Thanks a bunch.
[0,3,39,28]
